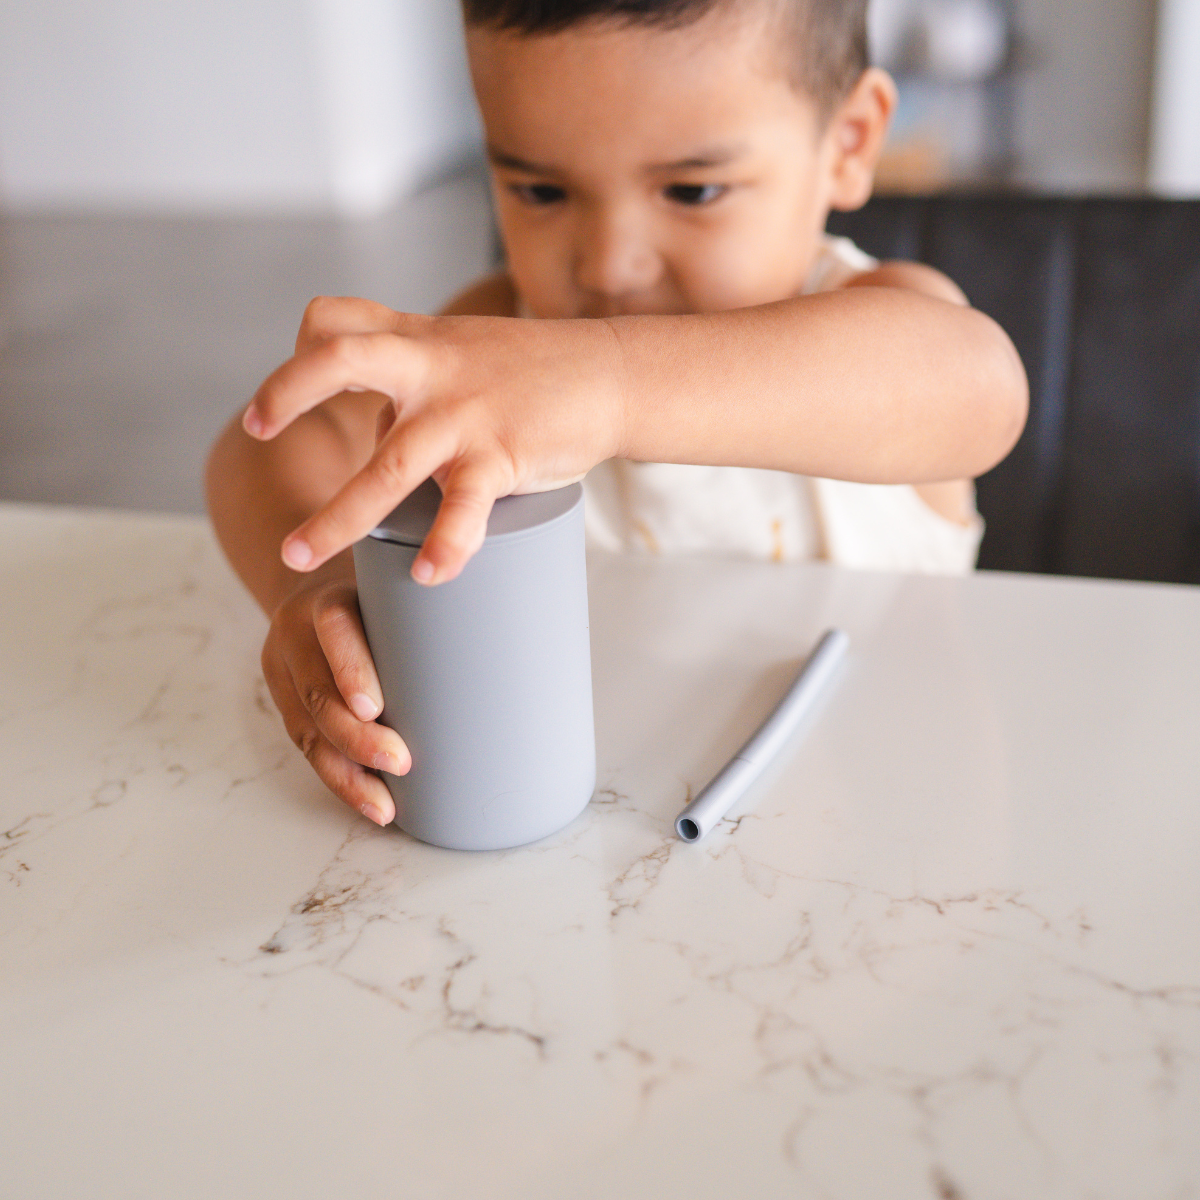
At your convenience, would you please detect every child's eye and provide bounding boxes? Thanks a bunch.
[510,183,567,206]
[664,183,727,206]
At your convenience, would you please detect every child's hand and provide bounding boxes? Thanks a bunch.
[261,555,410,825]
[242,297,626,585]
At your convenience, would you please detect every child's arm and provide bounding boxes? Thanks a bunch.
[242,270,1027,584]
[206,284,521,824]
[206,303,409,825]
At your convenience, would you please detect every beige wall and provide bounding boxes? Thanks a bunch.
[1014,0,1158,191]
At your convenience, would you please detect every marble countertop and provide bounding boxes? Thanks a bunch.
[3,502,1199,1200]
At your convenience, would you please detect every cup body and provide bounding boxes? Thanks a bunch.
[352,486,595,850]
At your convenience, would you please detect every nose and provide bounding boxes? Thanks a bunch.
[572,203,663,305]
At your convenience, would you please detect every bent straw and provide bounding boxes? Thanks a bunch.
[674,628,849,843]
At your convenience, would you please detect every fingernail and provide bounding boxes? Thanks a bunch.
[349,693,380,721]
[283,538,313,569]
[360,801,388,826]
[412,557,434,583]
[373,751,407,776]
[242,407,265,438]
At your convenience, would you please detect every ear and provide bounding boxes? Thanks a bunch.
[823,67,897,212]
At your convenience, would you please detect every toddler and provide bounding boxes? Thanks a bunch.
[206,0,1028,826]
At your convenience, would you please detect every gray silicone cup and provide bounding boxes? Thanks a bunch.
[352,480,596,851]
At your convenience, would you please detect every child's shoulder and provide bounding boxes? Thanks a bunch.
[820,232,967,307]
[806,234,879,293]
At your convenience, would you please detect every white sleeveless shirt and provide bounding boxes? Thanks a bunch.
[538,235,984,575]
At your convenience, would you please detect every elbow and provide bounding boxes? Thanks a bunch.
[204,413,248,534]
[968,312,1029,478]
[203,420,231,523]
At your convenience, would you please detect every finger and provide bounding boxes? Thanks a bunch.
[262,644,397,825]
[312,587,387,723]
[412,457,510,585]
[243,332,432,440]
[286,644,411,778]
[281,413,456,572]
[375,400,398,446]
[290,718,397,826]
[296,296,403,353]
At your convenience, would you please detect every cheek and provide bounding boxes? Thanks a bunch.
[669,206,817,311]
[495,202,579,317]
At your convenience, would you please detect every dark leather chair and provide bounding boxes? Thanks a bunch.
[827,195,1200,584]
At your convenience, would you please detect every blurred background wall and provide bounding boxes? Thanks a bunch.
[1149,0,1200,194]
[1014,0,1156,190]
[869,0,1200,195]
[0,0,481,215]
[2,0,1198,215]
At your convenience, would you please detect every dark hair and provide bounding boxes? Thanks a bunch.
[461,0,869,118]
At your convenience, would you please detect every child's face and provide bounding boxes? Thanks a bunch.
[468,8,859,319]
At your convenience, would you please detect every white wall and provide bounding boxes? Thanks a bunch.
[0,0,482,215]
[307,0,484,215]
[1149,0,1200,195]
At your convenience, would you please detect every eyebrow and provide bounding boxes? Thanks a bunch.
[486,143,749,176]
[647,145,748,172]
[487,147,561,175]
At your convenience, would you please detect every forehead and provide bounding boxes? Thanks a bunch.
[466,11,818,171]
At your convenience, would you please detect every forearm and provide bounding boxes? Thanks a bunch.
[238,282,1028,583]
[609,285,1028,483]
[205,408,368,613]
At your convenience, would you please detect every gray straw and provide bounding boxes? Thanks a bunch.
[674,628,849,842]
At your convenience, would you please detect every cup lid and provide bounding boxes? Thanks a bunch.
[367,478,584,548]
